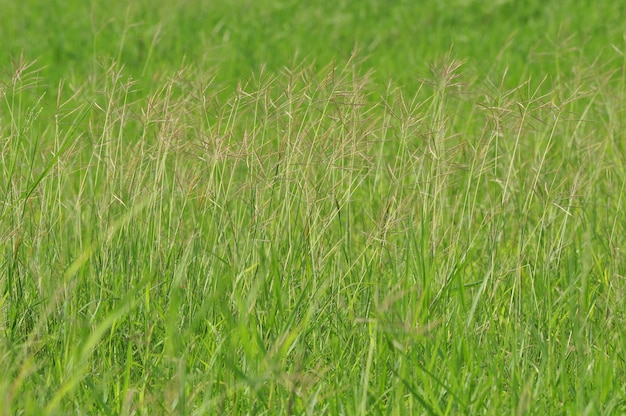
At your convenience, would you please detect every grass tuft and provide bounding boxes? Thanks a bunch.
[2,2,626,414]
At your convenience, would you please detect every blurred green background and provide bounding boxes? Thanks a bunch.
[2,0,625,93]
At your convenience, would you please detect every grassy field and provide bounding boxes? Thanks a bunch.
[2,0,626,414]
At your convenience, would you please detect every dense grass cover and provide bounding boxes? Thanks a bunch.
[1,1,626,414]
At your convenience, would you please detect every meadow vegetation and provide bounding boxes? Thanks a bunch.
[1,0,626,414]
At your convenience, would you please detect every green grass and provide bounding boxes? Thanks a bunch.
[1,1,626,414]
